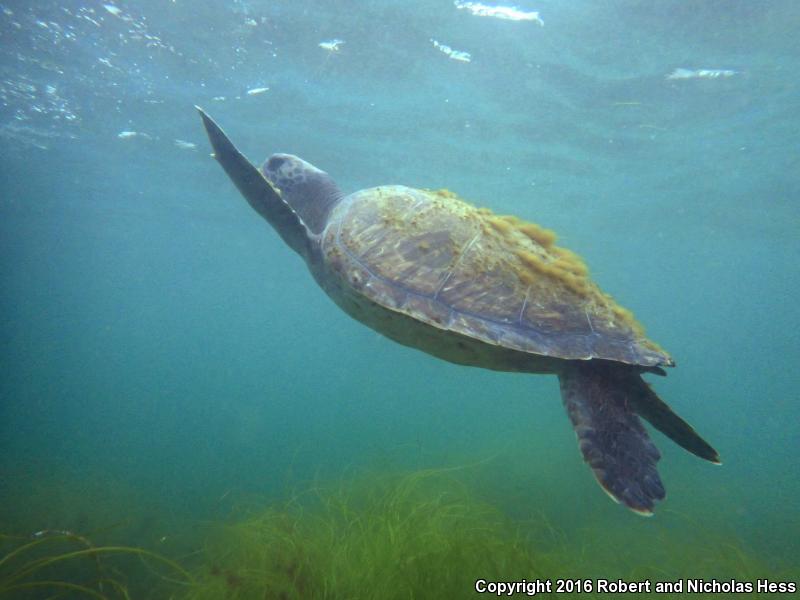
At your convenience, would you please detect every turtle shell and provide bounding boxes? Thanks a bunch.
[320,185,671,368]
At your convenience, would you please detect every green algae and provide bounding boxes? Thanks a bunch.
[179,466,797,600]
[182,468,552,599]
[1,464,795,599]
[0,530,193,599]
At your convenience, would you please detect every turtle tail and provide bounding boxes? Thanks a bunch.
[558,361,719,516]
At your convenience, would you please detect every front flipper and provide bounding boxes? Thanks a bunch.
[558,361,665,515]
[196,107,310,257]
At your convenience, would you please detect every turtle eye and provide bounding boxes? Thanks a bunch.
[267,156,286,171]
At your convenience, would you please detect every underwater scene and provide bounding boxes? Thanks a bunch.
[1,0,798,598]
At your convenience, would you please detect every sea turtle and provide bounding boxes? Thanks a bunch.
[197,108,720,515]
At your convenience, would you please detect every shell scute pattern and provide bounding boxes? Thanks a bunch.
[323,186,671,366]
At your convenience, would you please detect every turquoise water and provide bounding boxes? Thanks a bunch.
[1,0,798,596]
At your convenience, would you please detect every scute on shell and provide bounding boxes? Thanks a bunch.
[321,186,671,367]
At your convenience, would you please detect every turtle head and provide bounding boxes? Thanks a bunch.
[261,154,343,235]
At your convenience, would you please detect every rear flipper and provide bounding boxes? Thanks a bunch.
[558,360,719,515]
[559,361,665,515]
[629,377,721,465]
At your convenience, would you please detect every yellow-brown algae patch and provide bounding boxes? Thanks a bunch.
[432,188,458,199]
[551,247,589,277]
[517,222,557,248]
[485,214,559,249]
[513,249,549,274]
[510,247,586,296]
[488,216,514,235]
[412,187,656,345]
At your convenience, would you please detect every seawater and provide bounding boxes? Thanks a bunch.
[1,1,797,597]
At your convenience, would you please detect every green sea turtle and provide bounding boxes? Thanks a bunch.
[197,108,720,515]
